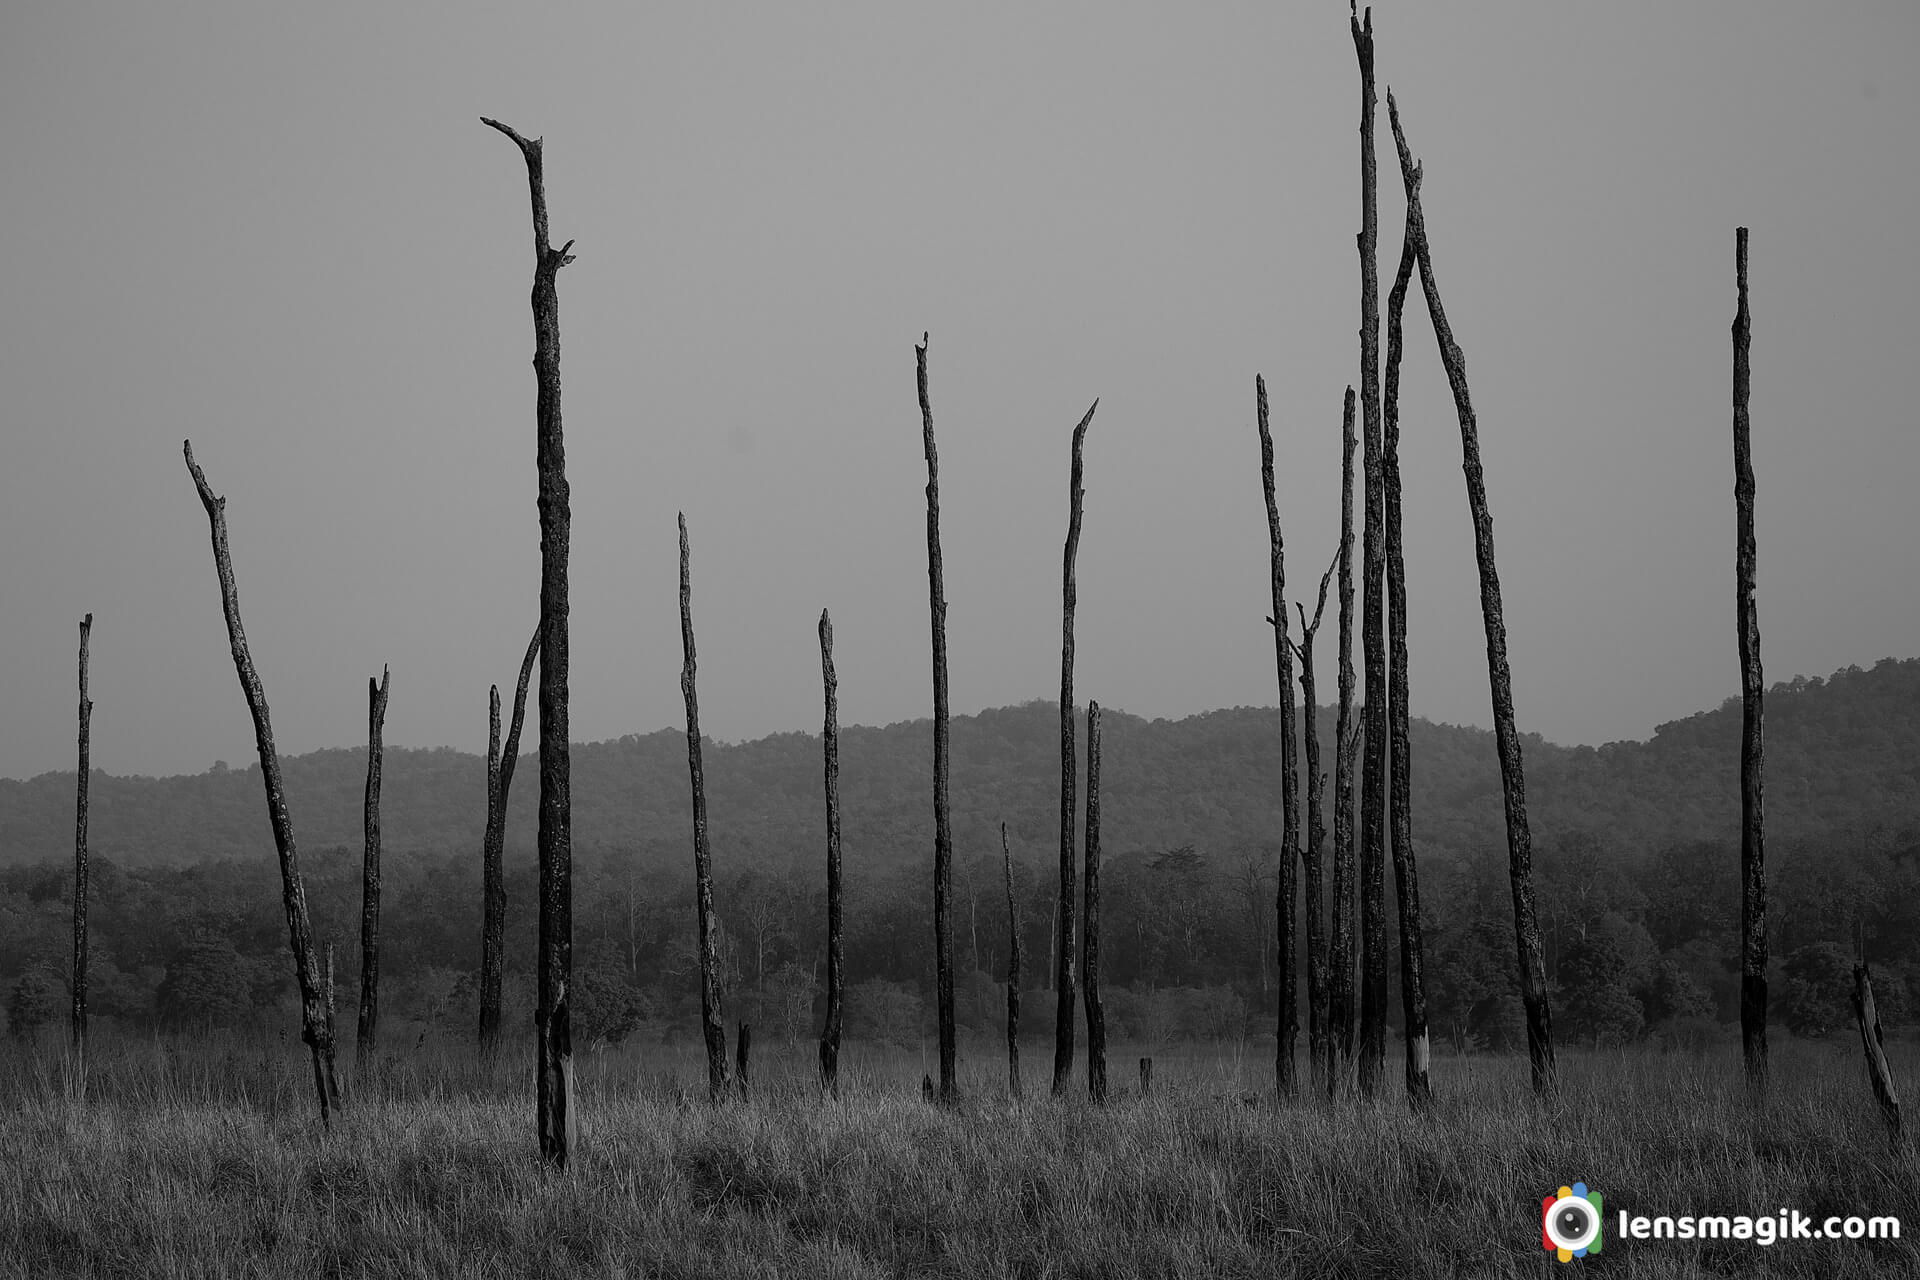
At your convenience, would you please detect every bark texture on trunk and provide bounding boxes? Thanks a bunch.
[1292,555,1336,1095]
[1387,91,1555,1097]
[1329,385,1358,1091]
[679,514,732,1103]
[479,626,539,1061]
[1054,399,1097,1095]
[1733,226,1768,1093]
[1002,823,1022,1100]
[818,609,845,1094]
[1853,964,1902,1141]
[72,614,93,1055]
[1083,701,1108,1104]
[357,666,390,1056]
[1256,374,1301,1097]
[184,442,340,1127]
[917,335,958,1103]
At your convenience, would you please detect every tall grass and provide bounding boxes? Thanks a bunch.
[1,1031,1913,1278]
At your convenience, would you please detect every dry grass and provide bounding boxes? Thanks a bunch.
[0,1032,1914,1278]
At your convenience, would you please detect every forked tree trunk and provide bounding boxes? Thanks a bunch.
[479,626,539,1062]
[1292,555,1336,1095]
[818,609,845,1095]
[1054,398,1097,1096]
[1083,701,1108,1104]
[1255,374,1301,1097]
[679,514,731,1102]
[1351,3,1388,1101]
[1387,91,1555,1097]
[916,335,957,1103]
[1002,823,1022,1100]
[357,666,390,1056]
[1732,226,1768,1092]
[72,613,93,1055]
[1330,385,1359,1090]
[483,115,578,1162]
[1383,182,1432,1108]
[1852,964,1902,1141]
[183,442,339,1127]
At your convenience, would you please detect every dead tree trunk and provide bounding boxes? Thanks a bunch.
[357,666,390,1056]
[1292,554,1336,1095]
[479,626,539,1062]
[1054,398,1097,1096]
[1383,182,1432,1108]
[1732,226,1768,1093]
[735,1023,752,1097]
[483,115,579,1163]
[1387,92,1555,1097]
[183,442,339,1126]
[679,514,731,1103]
[916,334,958,1103]
[1083,701,1108,1105]
[71,613,93,1055]
[1256,374,1302,1098]
[1002,823,1022,1100]
[1852,964,1903,1141]
[1330,385,1359,1091]
[818,609,845,1095]
[1351,2,1388,1102]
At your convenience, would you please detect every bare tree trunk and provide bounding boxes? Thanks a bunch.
[1256,375,1302,1098]
[483,116,578,1162]
[479,626,539,1062]
[1852,964,1902,1141]
[1002,823,1022,1100]
[735,1023,752,1097]
[357,666,390,1056]
[679,514,732,1103]
[71,613,92,1056]
[1387,92,1555,1097]
[1330,385,1358,1093]
[1292,556,1336,1096]
[1083,701,1108,1105]
[183,443,339,1126]
[1733,226,1768,1093]
[916,335,958,1103]
[1054,398,1097,1095]
[818,609,845,1095]
[1383,186,1432,1108]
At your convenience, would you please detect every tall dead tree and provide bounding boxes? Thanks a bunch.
[1002,823,1022,1099]
[357,666,390,1056]
[1383,168,1431,1107]
[1256,374,1301,1097]
[817,608,845,1094]
[1082,701,1108,1104]
[1330,386,1359,1087]
[478,626,539,1061]
[1292,554,1336,1094]
[916,334,958,1103]
[1351,2,1390,1100]
[483,115,578,1161]
[1732,226,1768,1092]
[184,442,339,1126]
[1054,398,1097,1095]
[71,613,93,1055]
[1387,92,1554,1096]
[680,513,731,1102]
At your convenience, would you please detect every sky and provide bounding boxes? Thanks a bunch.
[0,1,1915,783]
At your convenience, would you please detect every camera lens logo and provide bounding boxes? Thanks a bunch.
[1543,1183,1604,1262]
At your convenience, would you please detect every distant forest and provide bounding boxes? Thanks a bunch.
[4,658,1918,1053]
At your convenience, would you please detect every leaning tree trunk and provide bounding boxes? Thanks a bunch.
[1002,823,1022,1099]
[184,443,339,1126]
[483,116,578,1162]
[680,514,731,1103]
[1292,554,1336,1095]
[357,666,389,1057]
[916,335,958,1103]
[1732,225,1768,1093]
[1083,701,1108,1104]
[1330,385,1358,1090]
[1054,398,1097,1095]
[1256,374,1301,1097]
[1351,3,1389,1102]
[71,613,93,1055]
[1387,92,1555,1097]
[1852,963,1902,1141]
[1383,183,1432,1108]
[818,608,845,1095]
[479,625,539,1062]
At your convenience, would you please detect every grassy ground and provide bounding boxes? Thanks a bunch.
[0,1031,1914,1278]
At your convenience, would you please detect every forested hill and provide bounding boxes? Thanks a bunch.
[3,657,1918,874]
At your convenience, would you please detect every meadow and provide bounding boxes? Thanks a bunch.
[0,1032,1913,1279]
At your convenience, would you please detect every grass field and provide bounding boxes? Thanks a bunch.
[0,1031,1914,1278]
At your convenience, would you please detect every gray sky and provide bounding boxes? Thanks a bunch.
[2,2,1915,783]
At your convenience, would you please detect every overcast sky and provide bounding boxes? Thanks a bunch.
[1,2,1914,783]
